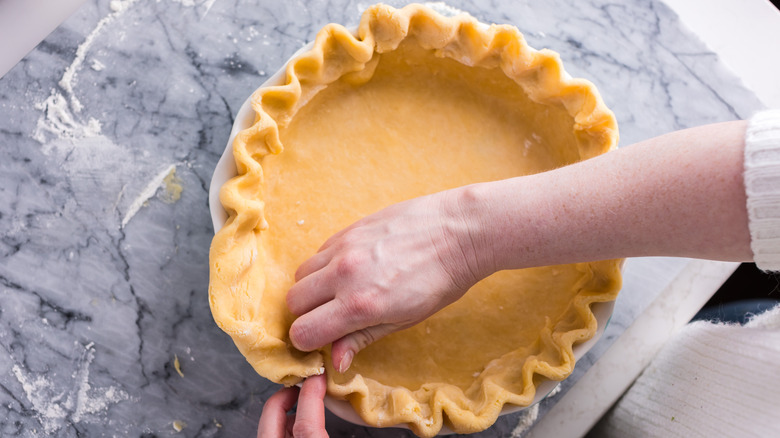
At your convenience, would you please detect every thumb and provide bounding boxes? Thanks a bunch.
[331,324,397,373]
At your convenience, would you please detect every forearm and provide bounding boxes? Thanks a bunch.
[457,121,753,272]
[286,121,756,364]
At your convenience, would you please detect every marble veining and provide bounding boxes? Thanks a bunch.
[0,0,763,436]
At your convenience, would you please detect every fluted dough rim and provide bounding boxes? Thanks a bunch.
[208,3,621,437]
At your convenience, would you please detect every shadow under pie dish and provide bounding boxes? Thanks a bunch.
[208,3,623,437]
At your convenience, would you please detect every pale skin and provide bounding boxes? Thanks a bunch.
[257,374,328,438]
[258,121,754,436]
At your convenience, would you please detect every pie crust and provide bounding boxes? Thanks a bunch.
[209,4,622,436]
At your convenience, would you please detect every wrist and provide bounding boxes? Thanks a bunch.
[443,183,499,281]
[448,176,552,273]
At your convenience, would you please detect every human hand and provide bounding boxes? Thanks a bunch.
[257,373,328,438]
[286,188,494,372]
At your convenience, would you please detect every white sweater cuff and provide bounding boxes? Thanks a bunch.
[744,109,780,271]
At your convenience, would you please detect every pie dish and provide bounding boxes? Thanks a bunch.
[208,3,622,436]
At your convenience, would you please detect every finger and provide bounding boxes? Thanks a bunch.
[257,386,300,438]
[294,248,334,282]
[316,228,348,253]
[331,324,397,373]
[288,300,343,351]
[292,374,328,438]
[289,296,378,352]
[286,269,335,317]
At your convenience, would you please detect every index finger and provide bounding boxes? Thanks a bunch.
[257,386,299,438]
[289,298,363,351]
[294,374,328,437]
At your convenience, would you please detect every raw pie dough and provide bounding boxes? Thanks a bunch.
[209,4,622,437]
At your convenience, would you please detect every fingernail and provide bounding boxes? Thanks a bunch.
[337,350,354,374]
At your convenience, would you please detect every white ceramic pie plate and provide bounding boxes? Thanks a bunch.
[209,29,616,436]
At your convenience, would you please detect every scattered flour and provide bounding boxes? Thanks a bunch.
[547,383,562,398]
[510,404,540,438]
[12,366,68,433]
[509,384,562,437]
[33,91,102,145]
[35,0,138,144]
[167,0,218,18]
[109,0,134,13]
[248,26,259,40]
[12,343,130,434]
[90,59,106,71]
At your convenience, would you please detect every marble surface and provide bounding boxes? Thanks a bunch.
[0,0,765,436]
[664,0,780,109]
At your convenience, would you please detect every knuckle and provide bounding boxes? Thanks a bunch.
[292,418,321,437]
[352,328,377,351]
[342,292,381,323]
[335,250,365,278]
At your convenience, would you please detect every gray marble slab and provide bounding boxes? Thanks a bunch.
[0,0,764,436]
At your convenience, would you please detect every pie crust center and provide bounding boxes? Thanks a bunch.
[209,4,622,437]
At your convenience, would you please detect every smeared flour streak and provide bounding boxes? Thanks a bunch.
[72,344,129,422]
[122,164,177,227]
[60,0,139,113]
[201,0,218,16]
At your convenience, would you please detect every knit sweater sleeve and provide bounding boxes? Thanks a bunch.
[744,110,780,271]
